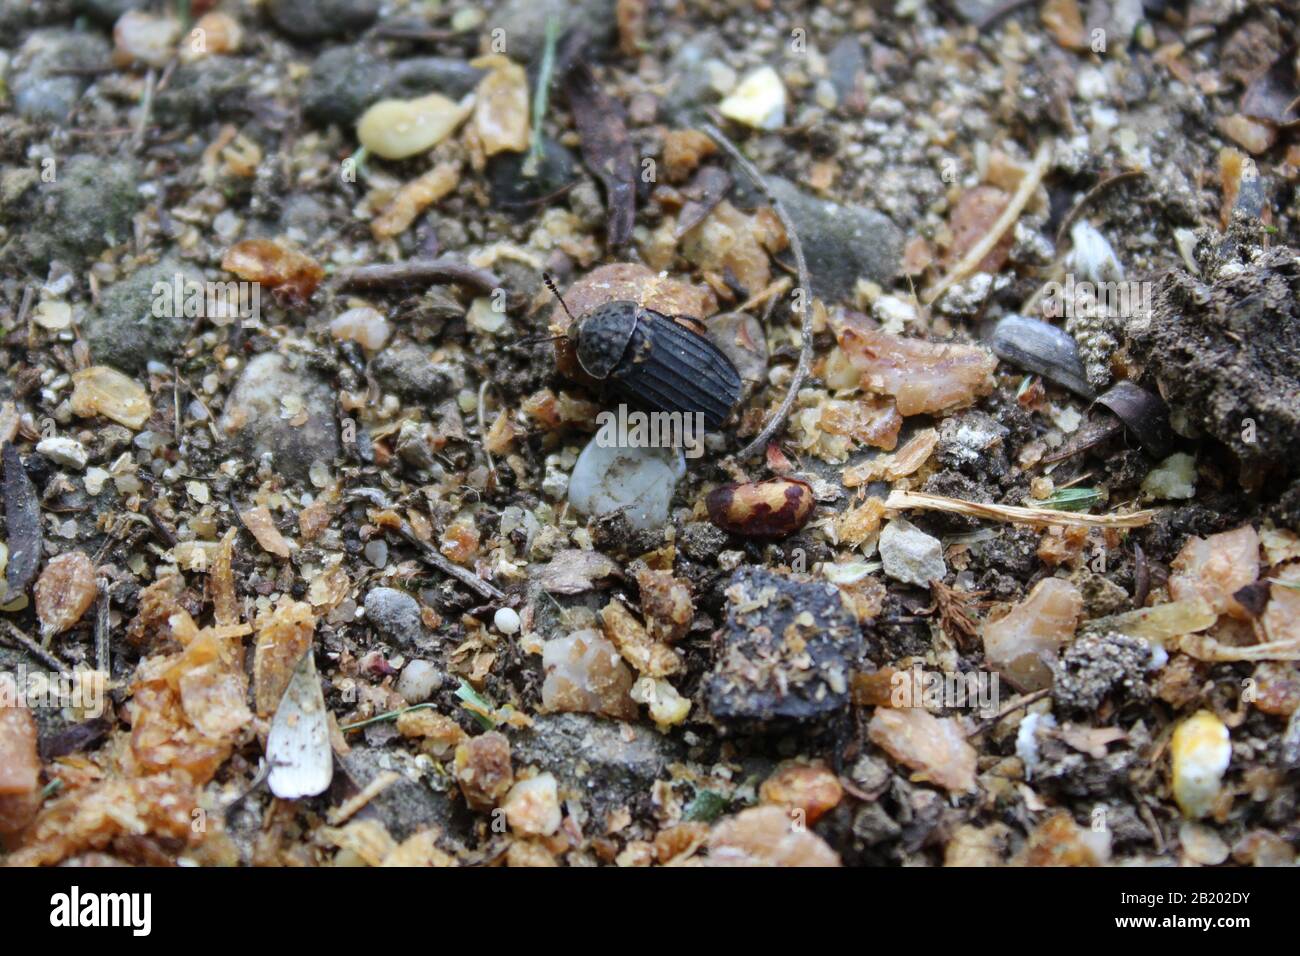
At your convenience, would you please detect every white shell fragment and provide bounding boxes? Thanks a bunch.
[266,650,334,800]
[567,438,686,532]
[718,66,787,131]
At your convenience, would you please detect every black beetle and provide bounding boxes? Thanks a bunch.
[543,274,743,431]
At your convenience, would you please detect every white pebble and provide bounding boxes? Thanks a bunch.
[36,436,88,470]
[879,518,946,587]
[494,607,521,635]
[330,307,391,352]
[567,438,686,532]
[395,660,443,703]
[718,66,787,131]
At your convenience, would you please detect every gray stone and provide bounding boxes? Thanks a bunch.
[766,177,902,304]
[363,587,429,647]
[301,47,484,127]
[335,747,469,844]
[879,518,946,587]
[218,352,340,479]
[10,29,110,123]
[82,259,201,373]
[153,57,252,125]
[265,0,379,41]
[508,713,683,819]
[490,0,617,63]
[2,154,141,271]
[395,659,443,703]
[1,0,76,42]
[705,566,863,729]
[73,0,143,24]
[661,37,723,121]
[371,340,457,402]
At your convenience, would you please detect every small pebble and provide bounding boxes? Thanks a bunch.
[494,607,521,635]
[878,518,946,587]
[36,436,88,470]
[718,66,786,130]
[395,660,443,703]
[330,307,391,352]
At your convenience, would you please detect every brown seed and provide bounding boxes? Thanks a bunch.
[705,477,814,538]
[34,551,98,639]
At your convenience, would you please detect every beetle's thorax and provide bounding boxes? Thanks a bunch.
[574,300,640,379]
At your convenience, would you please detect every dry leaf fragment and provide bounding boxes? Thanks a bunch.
[600,599,684,677]
[69,367,152,430]
[534,549,620,594]
[34,552,98,640]
[241,505,294,559]
[867,707,978,793]
[470,55,530,157]
[564,61,636,248]
[1240,45,1300,127]
[253,600,316,716]
[2,442,41,600]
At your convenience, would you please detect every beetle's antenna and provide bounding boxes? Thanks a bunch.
[542,272,576,323]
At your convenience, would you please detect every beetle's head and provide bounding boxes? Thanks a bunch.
[575,301,639,380]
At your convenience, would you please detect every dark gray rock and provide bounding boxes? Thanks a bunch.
[827,35,867,108]
[2,154,141,272]
[508,713,683,820]
[82,259,202,372]
[660,37,723,122]
[301,47,484,126]
[10,29,110,122]
[335,747,471,844]
[490,0,617,63]
[279,194,333,237]
[705,566,863,730]
[217,351,341,479]
[73,0,142,24]
[371,340,456,401]
[265,0,379,41]
[487,136,577,215]
[363,587,429,646]
[765,177,902,303]
[1,0,75,39]
[153,57,252,125]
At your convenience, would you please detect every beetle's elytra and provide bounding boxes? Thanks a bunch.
[569,300,743,431]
